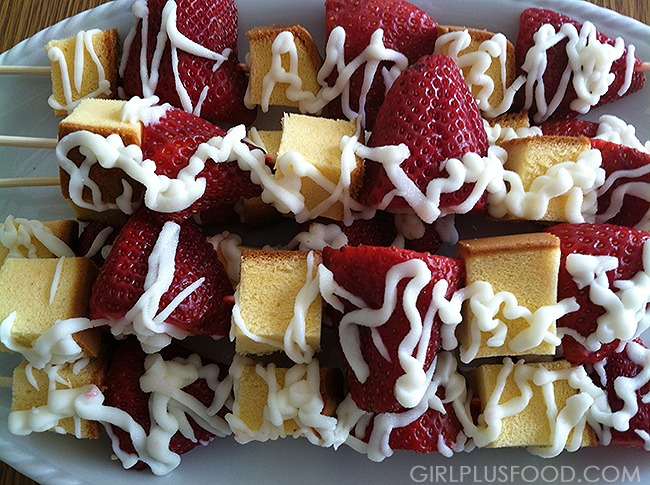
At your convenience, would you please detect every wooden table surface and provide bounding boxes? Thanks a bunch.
[0,0,648,483]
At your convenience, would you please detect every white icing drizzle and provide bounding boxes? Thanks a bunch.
[521,22,634,123]
[596,164,650,231]
[562,240,650,351]
[57,129,206,215]
[106,221,204,353]
[226,355,338,446]
[47,29,112,113]
[207,231,243,285]
[0,314,102,369]
[0,216,75,260]
[120,1,232,117]
[595,115,650,153]
[357,143,507,224]
[487,148,605,223]
[456,359,594,457]
[82,226,114,259]
[483,118,543,146]
[285,223,349,251]
[247,26,408,129]
[318,259,463,409]
[273,133,366,224]
[434,30,525,118]
[9,352,232,476]
[338,351,469,461]
[231,251,321,364]
[49,257,66,305]
[121,95,171,125]
[457,281,578,363]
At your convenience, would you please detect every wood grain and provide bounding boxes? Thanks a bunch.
[0,0,647,484]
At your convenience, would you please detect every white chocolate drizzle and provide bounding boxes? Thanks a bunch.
[207,231,243,285]
[562,239,650,351]
[434,30,525,118]
[483,119,542,146]
[226,355,338,446]
[120,1,232,117]
[458,281,578,363]
[0,216,75,260]
[318,259,463,409]
[521,22,634,123]
[247,26,408,129]
[231,251,321,364]
[338,352,470,461]
[47,29,112,113]
[9,352,232,476]
[106,221,203,353]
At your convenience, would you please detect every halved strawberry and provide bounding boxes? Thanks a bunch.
[121,0,255,125]
[516,8,646,121]
[540,119,599,138]
[357,54,489,215]
[104,338,230,470]
[321,244,463,413]
[324,0,438,130]
[89,208,233,339]
[591,138,650,230]
[591,339,650,448]
[142,107,262,219]
[546,223,650,364]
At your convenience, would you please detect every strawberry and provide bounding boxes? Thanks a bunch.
[591,138,650,230]
[324,0,438,130]
[358,393,464,454]
[104,338,230,470]
[120,0,255,126]
[357,54,489,215]
[546,223,650,364]
[515,8,646,121]
[592,339,650,448]
[75,221,119,267]
[89,208,234,339]
[321,244,463,413]
[142,107,262,219]
[540,119,599,138]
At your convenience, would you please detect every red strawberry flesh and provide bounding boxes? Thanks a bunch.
[357,53,489,214]
[546,223,650,364]
[322,244,463,413]
[89,209,234,338]
[324,0,438,130]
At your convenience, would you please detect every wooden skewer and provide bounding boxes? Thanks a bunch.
[0,136,58,149]
[636,62,650,73]
[0,376,13,387]
[0,65,51,75]
[0,177,60,188]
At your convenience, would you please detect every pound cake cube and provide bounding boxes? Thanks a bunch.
[500,135,593,222]
[0,218,78,265]
[231,360,343,438]
[276,113,363,221]
[488,111,531,132]
[0,257,100,357]
[234,250,322,356]
[247,25,322,108]
[457,233,561,359]
[436,25,515,115]
[45,29,119,116]
[471,360,597,449]
[58,99,144,224]
[11,355,107,438]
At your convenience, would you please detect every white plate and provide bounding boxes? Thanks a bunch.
[0,1,649,484]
